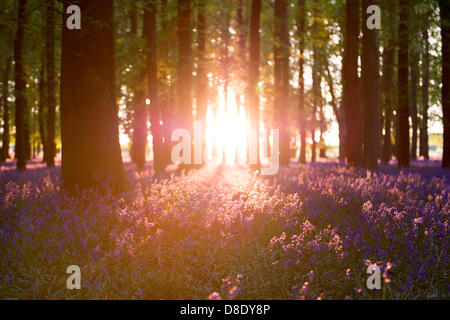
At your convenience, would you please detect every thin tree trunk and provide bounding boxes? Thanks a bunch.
[196,0,207,166]
[439,0,450,168]
[60,0,128,191]
[1,56,11,161]
[362,0,380,170]
[46,0,56,166]
[177,0,193,166]
[343,0,362,166]
[420,27,430,159]
[146,0,164,172]
[311,0,320,163]
[410,46,419,160]
[247,0,262,170]
[397,0,410,168]
[38,52,49,164]
[381,35,395,164]
[274,0,290,166]
[297,0,306,163]
[14,0,27,170]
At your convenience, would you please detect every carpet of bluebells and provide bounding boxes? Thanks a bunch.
[0,159,448,299]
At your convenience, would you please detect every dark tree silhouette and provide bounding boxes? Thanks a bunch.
[14,0,27,170]
[381,29,395,164]
[343,0,362,166]
[0,56,11,161]
[247,0,262,170]
[410,42,419,160]
[440,0,450,168]
[196,0,207,166]
[274,0,290,166]
[397,0,410,168]
[38,49,48,165]
[46,0,56,166]
[420,27,430,159]
[145,0,164,172]
[129,1,146,169]
[297,0,306,164]
[60,0,128,191]
[362,0,380,170]
[177,0,193,166]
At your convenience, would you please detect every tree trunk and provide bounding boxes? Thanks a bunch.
[14,0,27,170]
[60,0,128,191]
[145,0,164,172]
[410,46,419,160]
[439,0,450,168]
[247,0,262,170]
[297,0,306,163]
[362,0,380,170]
[381,34,395,164]
[1,56,11,161]
[419,27,429,159]
[343,0,362,166]
[46,0,56,166]
[196,0,207,166]
[274,0,290,166]
[310,0,320,163]
[129,3,147,169]
[177,0,193,166]
[397,0,410,168]
[38,52,49,164]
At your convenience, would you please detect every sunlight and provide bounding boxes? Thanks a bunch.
[206,86,248,164]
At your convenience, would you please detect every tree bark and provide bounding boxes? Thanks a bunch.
[274,0,290,166]
[60,0,128,191]
[439,0,450,168]
[14,0,27,170]
[343,0,362,166]
[362,0,380,170]
[397,0,410,168]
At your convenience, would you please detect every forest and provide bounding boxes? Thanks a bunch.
[0,0,449,300]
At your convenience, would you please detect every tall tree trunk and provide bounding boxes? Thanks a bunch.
[145,0,164,172]
[196,0,207,165]
[129,3,147,169]
[46,0,56,166]
[247,0,262,170]
[60,0,128,191]
[410,46,419,160]
[310,0,320,163]
[177,0,193,166]
[324,60,345,162]
[381,34,395,164]
[14,0,27,170]
[397,0,410,168]
[343,0,362,166]
[362,0,380,170]
[1,56,11,161]
[439,0,450,168]
[297,0,306,163]
[38,52,49,164]
[419,27,429,159]
[274,0,290,166]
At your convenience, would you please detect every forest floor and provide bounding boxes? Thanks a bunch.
[0,158,448,299]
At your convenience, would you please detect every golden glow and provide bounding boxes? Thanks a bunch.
[206,86,248,164]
